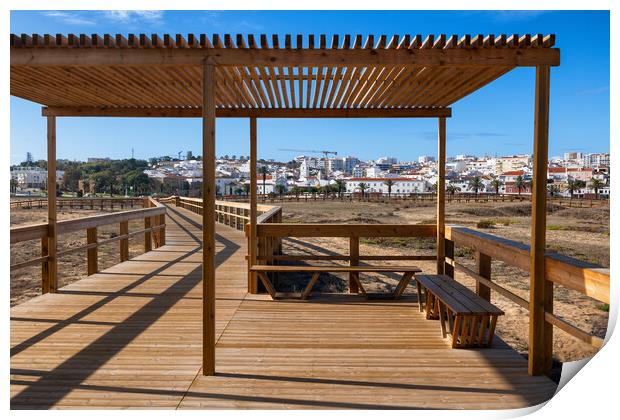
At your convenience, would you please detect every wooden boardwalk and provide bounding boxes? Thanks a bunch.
[10,205,558,409]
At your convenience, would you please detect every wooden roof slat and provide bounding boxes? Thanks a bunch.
[285,34,292,49]
[387,35,399,49]
[271,34,279,49]
[319,34,326,49]
[353,35,362,49]
[79,34,92,48]
[494,34,507,48]
[331,66,353,108]
[188,34,200,48]
[307,34,314,49]
[483,35,495,48]
[368,66,407,108]
[68,34,79,48]
[225,34,236,49]
[297,66,304,108]
[397,35,410,49]
[518,34,531,48]
[543,34,555,47]
[409,35,422,49]
[44,34,57,48]
[296,34,303,49]
[212,34,223,48]
[374,66,421,107]
[230,66,259,107]
[199,34,213,48]
[360,66,399,108]
[363,35,374,49]
[444,35,457,49]
[257,66,277,108]
[305,67,313,108]
[432,34,446,49]
[311,66,324,108]
[331,35,339,49]
[439,66,514,106]
[287,66,296,108]
[375,35,387,49]
[335,66,359,108]
[353,65,386,107]
[421,35,434,49]
[344,66,375,108]
[115,34,128,48]
[248,34,257,49]
[507,34,518,48]
[342,34,351,49]
[260,34,269,49]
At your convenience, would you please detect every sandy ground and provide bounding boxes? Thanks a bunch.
[276,200,610,366]
[10,208,146,306]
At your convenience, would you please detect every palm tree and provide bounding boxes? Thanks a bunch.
[357,182,368,198]
[547,184,561,197]
[383,179,395,197]
[431,182,438,194]
[258,166,269,198]
[446,184,461,196]
[588,178,605,199]
[566,178,585,198]
[242,183,250,197]
[468,176,484,195]
[490,178,503,195]
[334,179,346,198]
[514,175,527,196]
[274,184,286,197]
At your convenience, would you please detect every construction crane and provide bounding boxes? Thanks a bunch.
[278,148,338,177]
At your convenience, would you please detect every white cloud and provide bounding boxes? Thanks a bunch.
[103,10,164,24]
[41,11,96,26]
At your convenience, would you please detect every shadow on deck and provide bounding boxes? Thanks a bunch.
[10,205,558,409]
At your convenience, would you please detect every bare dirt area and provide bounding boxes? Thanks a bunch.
[10,208,146,307]
[276,199,610,365]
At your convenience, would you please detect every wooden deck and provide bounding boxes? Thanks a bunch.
[10,205,558,409]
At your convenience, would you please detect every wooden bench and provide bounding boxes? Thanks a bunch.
[415,274,504,348]
[250,265,421,300]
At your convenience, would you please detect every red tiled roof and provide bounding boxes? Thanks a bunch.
[500,171,525,176]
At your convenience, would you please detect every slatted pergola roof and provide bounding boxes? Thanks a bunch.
[10,33,558,118]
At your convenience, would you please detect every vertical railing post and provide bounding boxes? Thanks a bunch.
[249,117,258,294]
[120,221,129,262]
[144,216,152,252]
[529,64,553,376]
[159,214,166,246]
[41,235,50,292]
[444,238,454,279]
[86,227,98,275]
[349,236,359,293]
[475,251,491,301]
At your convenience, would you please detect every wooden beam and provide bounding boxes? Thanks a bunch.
[202,61,216,376]
[249,117,258,294]
[476,251,492,301]
[41,106,453,119]
[45,116,58,293]
[11,47,561,67]
[529,65,552,376]
[436,117,446,274]
[256,223,436,238]
[86,227,98,275]
[349,236,360,294]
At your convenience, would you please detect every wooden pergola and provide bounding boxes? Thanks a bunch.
[10,32,559,376]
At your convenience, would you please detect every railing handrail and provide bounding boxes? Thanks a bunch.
[255,223,436,238]
[445,225,610,304]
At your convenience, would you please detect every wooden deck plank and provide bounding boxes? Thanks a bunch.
[10,205,558,409]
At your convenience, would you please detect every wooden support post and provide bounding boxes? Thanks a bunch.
[41,236,49,293]
[249,117,258,294]
[529,64,553,376]
[444,238,454,279]
[349,236,359,293]
[436,117,446,274]
[86,227,98,275]
[159,214,166,246]
[476,251,492,301]
[202,61,216,376]
[45,116,58,293]
[120,221,129,262]
[144,216,152,252]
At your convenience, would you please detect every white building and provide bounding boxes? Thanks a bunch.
[418,155,435,164]
[11,167,64,189]
[345,177,428,195]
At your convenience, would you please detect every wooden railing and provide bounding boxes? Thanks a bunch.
[253,223,437,293]
[10,197,166,290]
[10,197,144,210]
[444,225,610,349]
[169,196,279,231]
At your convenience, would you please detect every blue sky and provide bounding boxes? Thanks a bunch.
[10,10,610,164]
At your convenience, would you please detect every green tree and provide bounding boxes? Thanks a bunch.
[10,178,18,194]
[258,166,269,198]
[588,178,605,199]
[357,182,368,198]
[275,184,286,197]
[446,184,461,196]
[468,176,484,195]
[547,184,561,197]
[383,179,395,197]
[514,175,527,196]
[334,179,346,198]
[490,178,503,195]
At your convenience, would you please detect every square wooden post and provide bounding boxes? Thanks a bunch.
[436,117,446,275]
[202,61,216,376]
[476,251,492,301]
[144,216,152,252]
[349,236,359,293]
[249,117,258,293]
[119,221,129,262]
[529,65,553,376]
[86,227,98,275]
[44,116,58,293]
